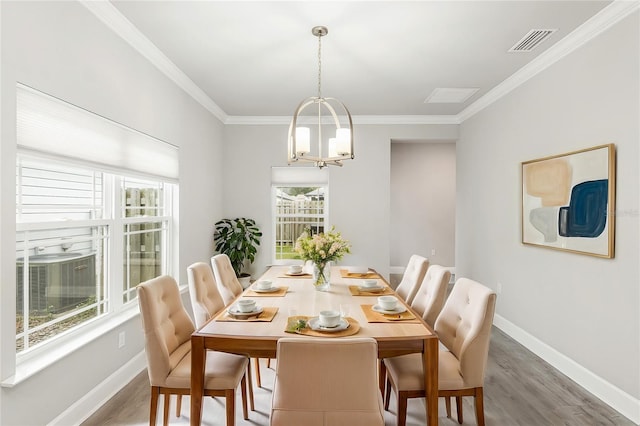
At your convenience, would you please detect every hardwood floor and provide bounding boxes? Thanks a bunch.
[82,326,632,426]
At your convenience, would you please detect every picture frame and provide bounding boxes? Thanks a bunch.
[521,144,616,258]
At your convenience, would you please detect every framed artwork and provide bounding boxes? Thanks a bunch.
[521,144,615,258]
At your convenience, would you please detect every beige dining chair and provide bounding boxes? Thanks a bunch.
[270,337,385,426]
[383,277,496,426]
[395,254,429,305]
[409,264,451,327]
[211,254,244,305]
[210,254,267,387]
[187,262,256,410]
[137,275,251,426]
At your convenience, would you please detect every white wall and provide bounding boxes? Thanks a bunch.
[222,124,458,280]
[0,2,223,424]
[390,142,456,269]
[456,10,639,414]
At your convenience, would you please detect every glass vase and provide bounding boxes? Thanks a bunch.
[312,261,331,291]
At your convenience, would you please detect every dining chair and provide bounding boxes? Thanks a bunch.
[187,262,256,410]
[395,254,429,305]
[383,277,496,426]
[211,253,244,306]
[137,274,251,426]
[210,254,267,387]
[270,337,385,426]
[409,264,451,327]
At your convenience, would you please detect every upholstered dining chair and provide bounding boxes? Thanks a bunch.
[187,262,256,409]
[395,254,429,305]
[383,278,496,426]
[137,275,251,426]
[209,254,267,387]
[270,337,385,426]
[410,265,451,328]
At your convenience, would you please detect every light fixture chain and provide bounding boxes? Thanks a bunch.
[317,32,322,99]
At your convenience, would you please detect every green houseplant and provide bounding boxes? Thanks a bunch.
[214,218,262,282]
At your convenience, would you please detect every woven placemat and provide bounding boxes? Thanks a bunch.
[339,269,381,279]
[360,304,420,323]
[348,285,394,296]
[215,306,279,322]
[284,315,360,337]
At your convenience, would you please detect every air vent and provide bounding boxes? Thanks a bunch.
[509,29,557,52]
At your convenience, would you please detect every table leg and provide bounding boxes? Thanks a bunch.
[424,338,438,426]
[190,335,205,426]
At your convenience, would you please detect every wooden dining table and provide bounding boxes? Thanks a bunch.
[190,265,439,425]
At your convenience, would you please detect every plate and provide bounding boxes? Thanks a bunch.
[227,305,263,318]
[252,284,280,293]
[308,317,350,332]
[372,304,407,315]
[284,272,307,276]
[358,285,385,292]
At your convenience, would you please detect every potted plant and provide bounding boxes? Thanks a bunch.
[214,218,262,288]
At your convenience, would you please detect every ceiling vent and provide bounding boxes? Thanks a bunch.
[509,29,557,52]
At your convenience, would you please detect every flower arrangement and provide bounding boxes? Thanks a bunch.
[295,227,351,289]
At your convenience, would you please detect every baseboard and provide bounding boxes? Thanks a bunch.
[47,351,146,426]
[494,314,640,424]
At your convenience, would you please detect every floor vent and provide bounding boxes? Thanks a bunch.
[509,29,556,52]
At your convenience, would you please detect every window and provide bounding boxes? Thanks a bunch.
[15,157,175,354]
[14,84,178,357]
[271,167,328,264]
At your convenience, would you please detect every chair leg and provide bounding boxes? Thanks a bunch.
[246,362,255,411]
[384,377,392,411]
[267,358,272,369]
[254,357,262,387]
[162,393,170,426]
[379,360,387,395]
[474,387,485,426]
[149,387,159,426]
[396,391,408,426]
[225,389,235,426]
[240,373,249,420]
[176,395,182,417]
[456,395,463,424]
[445,396,452,418]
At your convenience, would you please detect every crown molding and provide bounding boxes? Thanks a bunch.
[81,0,637,128]
[80,0,228,123]
[224,115,461,125]
[458,0,640,123]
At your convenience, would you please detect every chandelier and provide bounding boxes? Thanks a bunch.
[288,26,354,168]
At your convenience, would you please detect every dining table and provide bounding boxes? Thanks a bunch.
[190,265,439,425]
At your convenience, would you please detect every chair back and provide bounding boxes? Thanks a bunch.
[211,253,244,306]
[435,278,496,388]
[137,275,195,387]
[271,337,384,426]
[395,254,429,304]
[187,262,225,328]
[410,265,451,327]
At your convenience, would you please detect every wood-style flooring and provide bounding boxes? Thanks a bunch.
[82,326,633,426]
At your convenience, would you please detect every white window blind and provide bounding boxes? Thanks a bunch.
[16,84,178,182]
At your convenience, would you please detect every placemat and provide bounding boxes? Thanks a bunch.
[245,286,289,297]
[360,304,420,323]
[284,315,360,337]
[348,285,394,296]
[340,269,381,279]
[215,306,279,322]
[278,273,312,279]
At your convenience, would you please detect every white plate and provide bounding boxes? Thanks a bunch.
[358,285,385,292]
[308,317,350,332]
[252,284,280,293]
[284,271,307,276]
[227,305,263,317]
[372,304,407,315]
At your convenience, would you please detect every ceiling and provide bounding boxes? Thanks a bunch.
[109,1,613,121]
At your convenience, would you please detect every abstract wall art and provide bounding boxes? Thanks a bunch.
[521,144,616,258]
